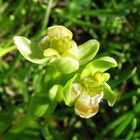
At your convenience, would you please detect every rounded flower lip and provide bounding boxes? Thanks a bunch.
[75,92,103,118]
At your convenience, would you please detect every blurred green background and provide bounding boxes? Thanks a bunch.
[0,0,140,139]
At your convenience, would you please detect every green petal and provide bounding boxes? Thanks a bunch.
[63,74,80,106]
[43,48,60,58]
[62,40,78,58]
[48,85,63,103]
[82,56,117,77]
[103,83,117,106]
[29,94,57,117]
[77,39,99,65]
[13,36,49,64]
[47,25,73,39]
[38,36,50,50]
[51,57,79,74]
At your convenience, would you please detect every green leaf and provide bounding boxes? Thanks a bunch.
[13,36,49,64]
[42,124,65,140]
[0,45,16,57]
[42,125,55,140]
[83,56,117,76]
[0,112,14,134]
[103,83,117,106]
[78,39,99,65]
[63,74,80,106]
[51,57,79,74]
[114,112,134,137]
[125,118,137,140]
[29,94,57,117]
[10,115,33,133]
[109,67,137,88]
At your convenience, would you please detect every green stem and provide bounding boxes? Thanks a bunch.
[0,45,16,57]
[40,65,62,94]
[41,0,53,33]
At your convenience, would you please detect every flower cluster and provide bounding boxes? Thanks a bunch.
[13,25,117,118]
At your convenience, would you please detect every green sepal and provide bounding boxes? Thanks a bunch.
[13,36,49,64]
[63,74,80,106]
[48,85,64,103]
[51,57,79,74]
[81,56,117,78]
[77,39,99,65]
[103,83,117,106]
[29,94,57,117]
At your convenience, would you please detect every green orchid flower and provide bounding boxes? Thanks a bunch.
[63,56,117,118]
[13,25,100,74]
[13,26,79,74]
